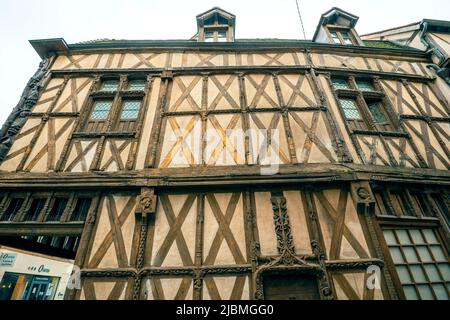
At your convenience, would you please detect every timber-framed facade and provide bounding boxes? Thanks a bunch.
[0,7,449,300]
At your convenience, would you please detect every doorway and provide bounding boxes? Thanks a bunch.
[263,273,321,300]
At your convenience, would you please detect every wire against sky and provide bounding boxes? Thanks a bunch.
[295,0,307,39]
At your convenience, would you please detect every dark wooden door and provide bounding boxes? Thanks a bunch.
[263,274,321,300]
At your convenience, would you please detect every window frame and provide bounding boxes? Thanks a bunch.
[372,183,450,300]
[327,27,358,46]
[330,76,399,134]
[79,76,148,134]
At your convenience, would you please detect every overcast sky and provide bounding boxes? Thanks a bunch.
[0,0,449,126]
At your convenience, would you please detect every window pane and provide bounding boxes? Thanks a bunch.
[417,284,434,300]
[129,80,146,91]
[424,264,441,282]
[340,99,362,120]
[396,230,411,245]
[432,284,448,300]
[423,229,438,244]
[410,265,427,283]
[46,198,68,222]
[331,78,349,90]
[356,81,375,92]
[91,102,112,120]
[70,198,92,222]
[403,247,419,263]
[101,80,119,92]
[383,230,397,245]
[367,102,388,123]
[330,32,341,44]
[1,198,24,221]
[24,198,46,221]
[120,101,141,120]
[396,266,413,284]
[409,229,425,244]
[403,285,419,300]
[437,264,450,281]
[430,246,447,262]
[417,246,433,263]
[389,247,405,264]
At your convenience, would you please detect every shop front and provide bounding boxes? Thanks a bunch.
[0,246,74,300]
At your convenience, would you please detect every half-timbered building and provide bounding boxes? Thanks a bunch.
[0,7,449,300]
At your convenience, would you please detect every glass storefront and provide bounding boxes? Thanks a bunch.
[0,272,60,300]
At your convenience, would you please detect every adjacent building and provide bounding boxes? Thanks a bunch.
[0,7,448,300]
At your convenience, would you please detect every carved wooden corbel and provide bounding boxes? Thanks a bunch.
[350,181,376,215]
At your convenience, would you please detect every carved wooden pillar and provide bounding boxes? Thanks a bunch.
[65,192,102,300]
[350,181,399,299]
[133,187,157,300]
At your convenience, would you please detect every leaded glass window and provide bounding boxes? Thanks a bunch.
[120,101,141,120]
[339,99,362,120]
[368,102,388,123]
[357,80,375,92]
[383,228,450,300]
[332,78,350,90]
[90,101,112,120]
[100,80,120,92]
[129,80,146,91]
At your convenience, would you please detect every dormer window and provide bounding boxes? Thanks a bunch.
[196,7,235,42]
[313,8,363,46]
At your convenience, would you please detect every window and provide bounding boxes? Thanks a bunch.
[128,80,146,91]
[367,102,388,124]
[0,193,91,224]
[205,31,214,42]
[116,100,142,132]
[217,30,227,42]
[85,101,113,132]
[120,101,141,120]
[90,101,112,120]
[341,32,353,45]
[331,78,350,90]
[329,29,356,45]
[45,198,68,222]
[203,29,228,42]
[383,228,449,300]
[100,80,119,92]
[23,198,46,222]
[356,80,376,92]
[331,77,396,132]
[0,198,24,222]
[340,99,362,120]
[70,198,91,222]
[81,77,147,134]
[330,31,341,44]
